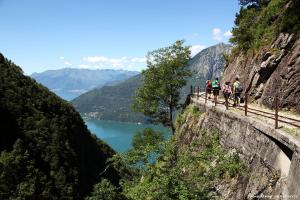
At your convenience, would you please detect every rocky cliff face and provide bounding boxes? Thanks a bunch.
[223,33,300,112]
[189,43,231,81]
[181,43,231,98]
[177,102,300,199]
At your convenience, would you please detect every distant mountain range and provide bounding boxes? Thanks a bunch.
[31,68,139,100]
[72,43,231,123]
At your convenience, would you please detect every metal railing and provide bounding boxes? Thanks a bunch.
[190,85,300,130]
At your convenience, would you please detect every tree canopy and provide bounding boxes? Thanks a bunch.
[0,54,120,199]
[132,40,191,134]
[231,0,300,53]
[92,107,246,199]
[239,0,270,6]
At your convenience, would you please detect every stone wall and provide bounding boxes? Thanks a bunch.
[187,98,300,199]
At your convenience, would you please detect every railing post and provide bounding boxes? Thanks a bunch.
[275,96,279,129]
[245,93,248,116]
[214,94,217,106]
[197,86,199,100]
[205,87,207,103]
[225,96,229,110]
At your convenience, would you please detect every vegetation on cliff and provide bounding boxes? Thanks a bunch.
[230,0,300,53]
[86,105,246,199]
[0,55,120,199]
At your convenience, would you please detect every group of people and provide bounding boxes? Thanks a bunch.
[205,77,243,107]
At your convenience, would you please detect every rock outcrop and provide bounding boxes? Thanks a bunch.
[222,33,300,112]
[188,43,231,81]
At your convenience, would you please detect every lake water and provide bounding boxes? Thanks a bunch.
[85,120,171,152]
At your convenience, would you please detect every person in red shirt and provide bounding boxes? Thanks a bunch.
[206,79,212,99]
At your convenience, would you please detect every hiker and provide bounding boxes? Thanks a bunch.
[212,77,221,104]
[233,77,243,107]
[222,81,232,109]
[206,79,212,99]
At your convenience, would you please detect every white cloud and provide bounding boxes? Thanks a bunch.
[130,57,147,63]
[84,56,108,63]
[212,28,233,41]
[59,56,65,60]
[82,56,147,71]
[223,30,233,38]
[78,64,90,69]
[212,28,222,41]
[190,45,206,57]
[64,61,72,66]
[109,58,123,67]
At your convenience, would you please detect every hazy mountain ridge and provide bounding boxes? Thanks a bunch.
[31,68,139,100]
[72,43,231,123]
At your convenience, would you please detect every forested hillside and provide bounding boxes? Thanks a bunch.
[0,53,120,199]
[72,74,147,123]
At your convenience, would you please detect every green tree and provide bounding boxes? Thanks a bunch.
[85,179,124,200]
[239,0,270,6]
[122,128,164,169]
[132,40,191,134]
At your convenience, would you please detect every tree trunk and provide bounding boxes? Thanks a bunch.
[169,105,175,135]
[171,124,175,135]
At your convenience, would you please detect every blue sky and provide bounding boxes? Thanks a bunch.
[0,0,240,74]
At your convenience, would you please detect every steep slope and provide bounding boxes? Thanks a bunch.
[72,74,147,123]
[0,54,120,199]
[31,68,139,100]
[175,102,300,199]
[182,43,231,97]
[222,0,300,112]
[188,43,231,83]
[72,43,230,123]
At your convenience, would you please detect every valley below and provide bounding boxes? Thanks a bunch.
[85,119,170,152]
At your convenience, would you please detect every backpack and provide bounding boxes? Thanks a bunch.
[235,81,243,93]
[206,80,212,88]
[223,85,231,95]
[212,80,220,89]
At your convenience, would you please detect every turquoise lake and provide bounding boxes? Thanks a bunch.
[85,120,171,152]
